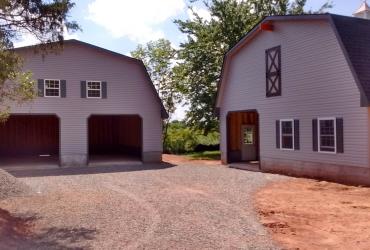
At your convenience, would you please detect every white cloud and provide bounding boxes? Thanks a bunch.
[187,6,212,21]
[13,28,79,48]
[87,0,186,43]
[172,101,189,121]
[13,32,40,48]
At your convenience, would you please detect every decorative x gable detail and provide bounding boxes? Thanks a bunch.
[266,46,282,97]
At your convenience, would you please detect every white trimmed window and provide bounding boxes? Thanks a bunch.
[280,119,294,150]
[87,81,102,98]
[318,118,336,153]
[44,79,60,97]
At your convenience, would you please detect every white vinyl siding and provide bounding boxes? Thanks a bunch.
[219,20,369,168]
[11,42,163,158]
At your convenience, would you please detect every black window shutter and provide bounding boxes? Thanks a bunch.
[102,81,107,99]
[61,80,67,98]
[81,81,86,98]
[276,120,280,149]
[312,119,318,152]
[294,119,300,150]
[38,79,44,97]
[336,118,344,153]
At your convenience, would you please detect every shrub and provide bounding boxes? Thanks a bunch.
[164,121,220,154]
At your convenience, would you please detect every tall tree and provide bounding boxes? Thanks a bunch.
[131,39,180,143]
[0,0,79,121]
[175,0,332,134]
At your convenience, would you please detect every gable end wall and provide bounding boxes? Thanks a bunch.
[9,43,163,165]
[220,20,370,169]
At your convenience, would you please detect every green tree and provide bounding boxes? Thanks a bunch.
[175,0,332,134]
[131,39,180,144]
[0,0,79,121]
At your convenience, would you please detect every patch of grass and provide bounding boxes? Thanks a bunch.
[186,151,221,160]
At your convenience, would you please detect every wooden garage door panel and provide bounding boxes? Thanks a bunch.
[0,116,59,156]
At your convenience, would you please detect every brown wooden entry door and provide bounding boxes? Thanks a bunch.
[241,125,257,162]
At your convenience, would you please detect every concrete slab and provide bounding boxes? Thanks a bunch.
[0,156,60,172]
[88,154,142,167]
[229,162,261,172]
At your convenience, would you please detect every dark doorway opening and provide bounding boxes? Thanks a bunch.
[88,115,143,165]
[0,115,60,169]
[227,111,260,168]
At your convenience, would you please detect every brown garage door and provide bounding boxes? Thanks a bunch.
[0,115,59,157]
[88,115,142,159]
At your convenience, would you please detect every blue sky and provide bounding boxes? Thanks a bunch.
[15,0,367,119]
[60,0,363,56]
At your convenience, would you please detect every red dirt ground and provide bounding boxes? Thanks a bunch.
[162,154,221,165]
[0,208,34,240]
[254,179,370,250]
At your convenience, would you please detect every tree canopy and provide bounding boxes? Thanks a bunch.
[0,0,79,121]
[131,39,179,119]
[131,39,181,146]
[175,0,332,133]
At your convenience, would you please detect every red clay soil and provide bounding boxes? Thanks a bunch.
[162,154,221,165]
[254,179,370,250]
[0,208,34,240]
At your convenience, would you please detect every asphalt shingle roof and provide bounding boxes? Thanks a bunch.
[331,14,370,105]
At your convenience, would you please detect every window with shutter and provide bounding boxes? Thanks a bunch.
[280,119,294,150]
[87,81,102,98]
[44,79,60,97]
[266,46,281,97]
[277,119,300,150]
[318,117,337,153]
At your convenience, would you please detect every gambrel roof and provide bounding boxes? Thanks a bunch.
[216,14,370,110]
[14,39,169,118]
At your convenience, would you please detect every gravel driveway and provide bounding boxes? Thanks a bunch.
[0,164,285,249]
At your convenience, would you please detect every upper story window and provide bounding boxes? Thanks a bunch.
[44,79,60,97]
[266,46,281,97]
[87,81,102,98]
[318,118,336,153]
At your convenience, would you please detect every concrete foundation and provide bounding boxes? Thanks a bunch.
[260,158,370,186]
[61,154,88,167]
[60,152,162,166]
[142,151,162,163]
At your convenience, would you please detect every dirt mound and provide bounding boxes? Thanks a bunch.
[0,169,31,200]
[255,179,370,249]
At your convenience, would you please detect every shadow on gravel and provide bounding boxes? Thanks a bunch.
[0,208,97,249]
[7,162,176,178]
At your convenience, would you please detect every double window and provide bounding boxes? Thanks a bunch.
[276,117,344,154]
[38,79,107,99]
[87,81,102,98]
[44,79,60,97]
